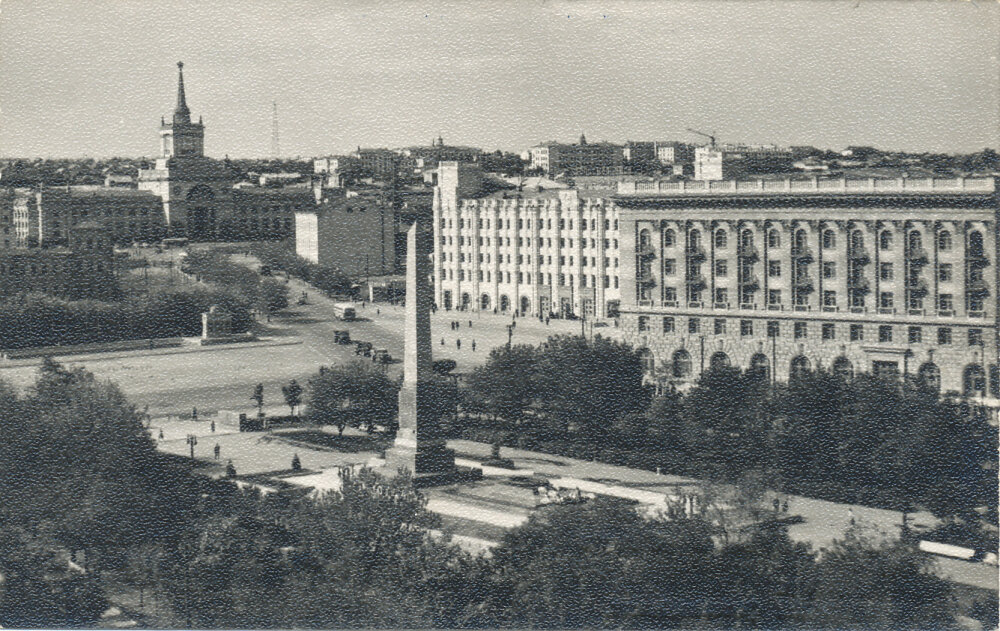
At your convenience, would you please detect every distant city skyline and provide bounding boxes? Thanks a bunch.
[1,0,998,159]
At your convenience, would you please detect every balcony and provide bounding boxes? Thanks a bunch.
[905,278,929,296]
[739,274,760,290]
[793,304,811,312]
[968,278,991,295]
[847,277,870,292]
[737,244,759,260]
[739,303,757,310]
[661,300,678,308]
[906,246,929,265]
[878,307,897,315]
[822,305,839,313]
[713,302,730,310]
[686,245,706,261]
[938,309,954,317]
[685,274,707,290]
[791,245,814,262]
[848,247,871,264]
[767,304,784,311]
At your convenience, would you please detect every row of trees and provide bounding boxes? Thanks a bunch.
[464,336,998,523]
[249,241,353,297]
[137,476,972,630]
[0,287,253,349]
[181,249,288,313]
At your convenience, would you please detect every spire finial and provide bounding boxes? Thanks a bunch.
[174,61,190,123]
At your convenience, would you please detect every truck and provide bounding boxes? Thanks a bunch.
[333,303,356,321]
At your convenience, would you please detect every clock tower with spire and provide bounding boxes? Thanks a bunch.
[159,62,205,159]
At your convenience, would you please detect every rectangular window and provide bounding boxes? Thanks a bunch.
[664,287,677,302]
[823,261,836,278]
[663,259,676,275]
[662,317,675,333]
[937,327,952,345]
[741,320,753,336]
[938,294,953,311]
[767,321,780,338]
[822,323,835,340]
[768,260,781,277]
[715,259,728,277]
[768,289,781,305]
[823,290,837,307]
[938,264,952,283]
[850,324,864,341]
[688,318,700,334]
[879,292,894,309]
[638,316,649,332]
[715,288,728,304]
[878,325,893,343]
[969,328,983,346]
[879,262,893,281]
[794,322,807,339]
[908,326,922,344]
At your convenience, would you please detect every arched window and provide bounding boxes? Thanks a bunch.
[672,349,692,378]
[880,231,893,251]
[938,231,952,251]
[714,230,728,249]
[964,364,986,396]
[790,355,811,380]
[639,229,651,249]
[832,356,853,378]
[822,229,836,249]
[480,293,491,310]
[968,231,984,256]
[908,231,921,251]
[638,348,655,374]
[794,229,807,250]
[663,228,676,247]
[850,230,865,251]
[740,229,754,248]
[767,229,781,249]
[918,362,940,392]
[688,230,701,249]
[710,352,731,371]
[749,353,770,378]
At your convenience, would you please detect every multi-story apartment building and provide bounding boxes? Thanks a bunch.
[694,144,794,180]
[295,188,396,278]
[529,135,624,176]
[615,176,998,400]
[434,162,622,318]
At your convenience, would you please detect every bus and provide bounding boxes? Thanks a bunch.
[333,303,356,321]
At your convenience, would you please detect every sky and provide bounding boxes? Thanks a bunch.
[1,0,998,158]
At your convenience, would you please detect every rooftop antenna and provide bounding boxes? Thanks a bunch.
[271,101,280,160]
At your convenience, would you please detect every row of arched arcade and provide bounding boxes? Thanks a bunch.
[637,347,991,396]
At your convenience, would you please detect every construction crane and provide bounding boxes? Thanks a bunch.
[686,128,716,147]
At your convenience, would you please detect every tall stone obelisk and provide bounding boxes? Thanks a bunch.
[383,222,457,476]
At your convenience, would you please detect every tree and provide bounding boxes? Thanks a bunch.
[281,379,303,416]
[305,362,398,434]
[251,382,264,417]
[465,344,538,445]
[257,277,289,312]
[807,527,956,630]
[534,335,649,454]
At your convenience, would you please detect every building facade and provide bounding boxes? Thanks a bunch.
[433,162,622,318]
[614,176,998,401]
[529,135,624,176]
[0,222,116,300]
[294,189,395,278]
[694,144,794,181]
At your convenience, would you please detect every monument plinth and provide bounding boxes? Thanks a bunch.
[380,223,478,486]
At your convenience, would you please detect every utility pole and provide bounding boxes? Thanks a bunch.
[271,101,280,160]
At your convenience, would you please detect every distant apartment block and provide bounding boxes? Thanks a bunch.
[694,144,794,180]
[295,189,395,278]
[529,135,624,176]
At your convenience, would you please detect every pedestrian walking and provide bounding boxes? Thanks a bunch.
[192,407,198,421]
[158,428,164,440]
[468,320,472,328]
[848,507,856,526]
[226,460,237,478]
[377,308,380,315]
[471,340,476,351]
[210,420,216,433]
[456,338,461,349]
[441,337,445,345]
[214,443,220,460]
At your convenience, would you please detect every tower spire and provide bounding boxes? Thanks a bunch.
[174,61,191,124]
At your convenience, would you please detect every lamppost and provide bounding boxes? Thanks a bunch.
[507,323,514,349]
